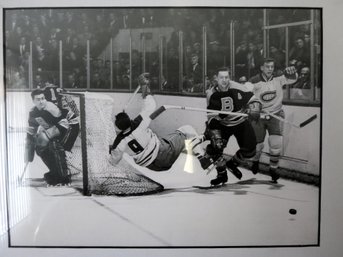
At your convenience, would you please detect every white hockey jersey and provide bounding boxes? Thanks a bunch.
[110,95,160,167]
[248,72,297,113]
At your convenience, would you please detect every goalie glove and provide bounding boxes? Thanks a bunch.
[246,101,261,122]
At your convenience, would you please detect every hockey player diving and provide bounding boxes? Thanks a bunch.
[109,73,212,172]
[205,67,262,186]
[24,88,79,186]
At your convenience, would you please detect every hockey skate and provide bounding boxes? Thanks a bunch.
[269,168,280,183]
[44,172,71,187]
[251,161,259,175]
[226,160,243,180]
[210,167,228,186]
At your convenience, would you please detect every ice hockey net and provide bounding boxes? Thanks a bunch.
[62,92,164,196]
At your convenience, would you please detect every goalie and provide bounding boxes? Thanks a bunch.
[24,88,79,186]
[109,73,212,172]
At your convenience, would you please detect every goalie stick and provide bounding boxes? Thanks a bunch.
[18,162,29,185]
[123,85,141,111]
[264,111,317,129]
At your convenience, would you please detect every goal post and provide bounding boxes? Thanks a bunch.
[61,92,164,196]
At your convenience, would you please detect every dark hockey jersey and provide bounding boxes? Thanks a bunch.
[207,82,257,127]
[27,101,69,135]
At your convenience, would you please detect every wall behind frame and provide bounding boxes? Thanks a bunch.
[6,92,321,177]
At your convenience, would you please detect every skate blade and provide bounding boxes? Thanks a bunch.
[46,183,72,187]
[193,184,225,189]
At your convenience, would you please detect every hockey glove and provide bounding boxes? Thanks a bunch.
[138,73,151,99]
[207,117,222,130]
[246,101,262,122]
[138,72,150,86]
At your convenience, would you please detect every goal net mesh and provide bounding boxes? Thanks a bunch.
[62,92,164,196]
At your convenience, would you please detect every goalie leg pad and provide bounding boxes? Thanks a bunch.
[37,140,70,184]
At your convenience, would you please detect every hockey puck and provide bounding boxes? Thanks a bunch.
[289,208,297,215]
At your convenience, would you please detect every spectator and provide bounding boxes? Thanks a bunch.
[8,12,19,32]
[61,28,75,51]
[5,49,18,68]
[5,30,14,49]
[32,36,46,69]
[45,38,59,71]
[293,67,311,89]
[54,11,66,30]
[34,74,45,88]
[18,36,29,58]
[304,33,311,49]
[192,42,202,56]
[78,25,94,48]
[21,15,33,39]
[65,11,75,29]
[164,47,179,91]
[269,45,285,72]
[107,11,120,36]
[187,53,203,92]
[235,40,248,79]
[91,72,106,89]
[246,42,262,78]
[48,27,62,44]
[31,25,42,41]
[10,70,26,89]
[37,14,50,35]
[289,37,310,67]
[65,73,80,88]
[120,9,132,29]
[207,41,224,79]
[291,67,312,100]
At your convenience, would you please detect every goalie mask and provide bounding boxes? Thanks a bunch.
[115,112,131,130]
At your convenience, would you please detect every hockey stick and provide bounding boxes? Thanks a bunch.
[123,85,141,111]
[18,162,29,185]
[163,105,248,117]
[264,111,317,129]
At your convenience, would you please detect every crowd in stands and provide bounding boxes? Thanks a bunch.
[5,8,314,92]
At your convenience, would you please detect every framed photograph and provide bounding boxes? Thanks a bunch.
[0,0,342,256]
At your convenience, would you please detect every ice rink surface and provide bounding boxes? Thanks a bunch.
[6,153,319,248]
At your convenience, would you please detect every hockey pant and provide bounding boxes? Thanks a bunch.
[205,120,257,168]
[36,140,70,184]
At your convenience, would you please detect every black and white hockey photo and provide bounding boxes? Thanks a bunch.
[0,1,342,257]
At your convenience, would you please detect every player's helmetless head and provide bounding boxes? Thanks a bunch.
[115,112,131,132]
[217,68,230,91]
[260,58,275,79]
[31,89,47,110]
